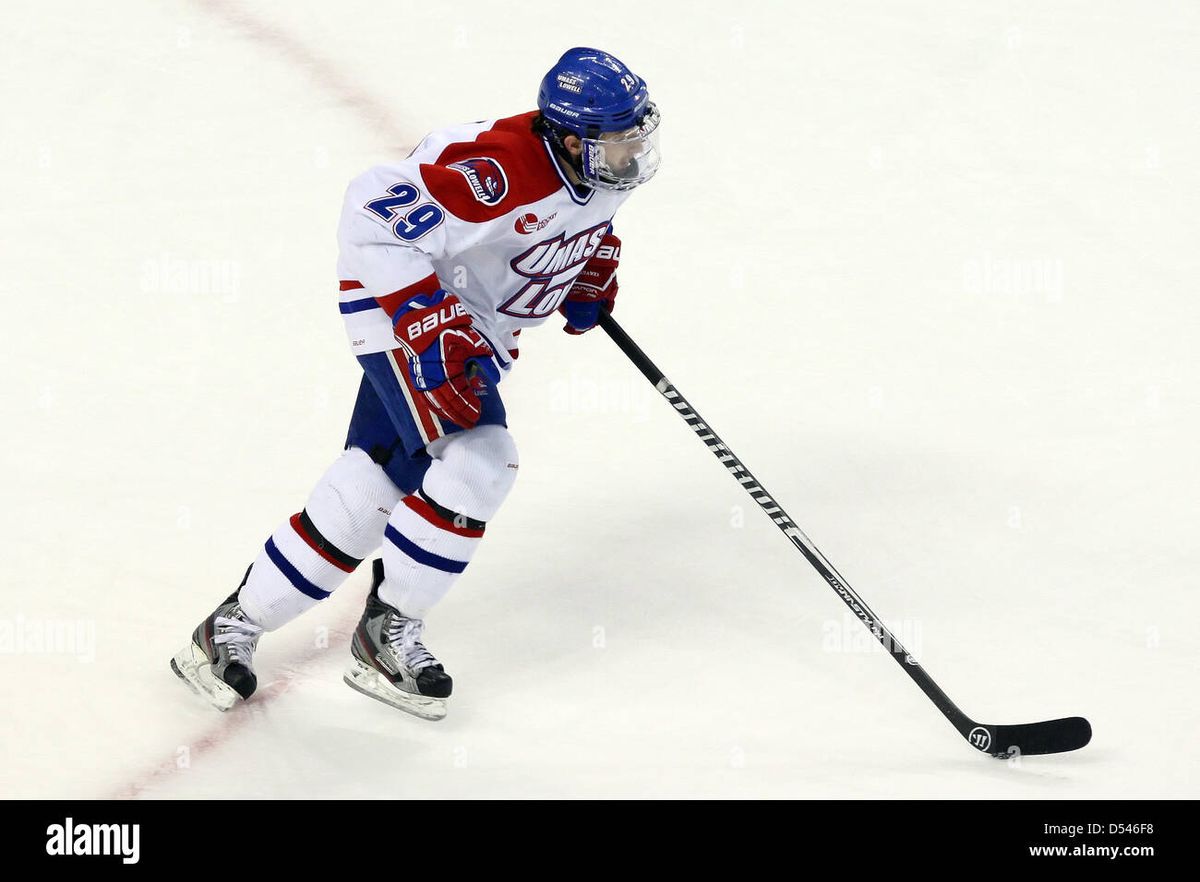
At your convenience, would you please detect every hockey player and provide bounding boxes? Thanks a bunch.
[171,48,661,719]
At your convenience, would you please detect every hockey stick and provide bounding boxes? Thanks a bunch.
[598,310,1091,758]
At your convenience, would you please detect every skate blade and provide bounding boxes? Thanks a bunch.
[343,658,447,721]
[171,641,238,712]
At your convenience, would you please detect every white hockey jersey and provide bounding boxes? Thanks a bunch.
[336,111,633,370]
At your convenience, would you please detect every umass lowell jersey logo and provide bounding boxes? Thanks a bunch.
[448,157,508,206]
[500,221,610,318]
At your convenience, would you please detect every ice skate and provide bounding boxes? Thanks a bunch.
[171,571,264,711]
[343,559,452,721]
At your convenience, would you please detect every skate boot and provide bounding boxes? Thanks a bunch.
[171,569,264,711]
[343,559,452,721]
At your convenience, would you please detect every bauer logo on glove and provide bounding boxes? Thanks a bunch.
[399,298,468,345]
[391,290,500,428]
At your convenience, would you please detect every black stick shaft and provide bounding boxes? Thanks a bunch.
[597,311,975,736]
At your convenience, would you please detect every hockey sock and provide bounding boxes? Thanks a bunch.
[239,448,401,630]
[379,424,518,618]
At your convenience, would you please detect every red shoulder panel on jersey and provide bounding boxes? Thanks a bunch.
[419,111,562,223]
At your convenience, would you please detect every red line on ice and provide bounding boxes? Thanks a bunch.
[189,0,410,148]
[112,2,416,799]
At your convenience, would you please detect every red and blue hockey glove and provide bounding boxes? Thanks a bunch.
[560,232,620,335]
[392,290,500,429]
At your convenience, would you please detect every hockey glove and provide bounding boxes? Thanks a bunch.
[560,232,620,334]
[392,290,500,429]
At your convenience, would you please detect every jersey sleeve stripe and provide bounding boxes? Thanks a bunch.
[376,272,443,322]
[339,298,381,315]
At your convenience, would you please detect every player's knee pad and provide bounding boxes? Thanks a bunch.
[423,424,519,523]
[304,447,403,560]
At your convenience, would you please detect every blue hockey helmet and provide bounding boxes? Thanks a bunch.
[537,47,661,191]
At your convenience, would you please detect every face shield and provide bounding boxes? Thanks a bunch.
[579,103,661,191]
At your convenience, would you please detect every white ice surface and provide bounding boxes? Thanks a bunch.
[1,0,1197,798]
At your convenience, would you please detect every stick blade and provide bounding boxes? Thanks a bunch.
[966,716,1092,758]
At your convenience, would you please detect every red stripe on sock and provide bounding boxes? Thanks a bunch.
[402,495,485,538]
[289,513,357,573]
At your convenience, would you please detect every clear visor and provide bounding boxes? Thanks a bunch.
[580,103,662,191]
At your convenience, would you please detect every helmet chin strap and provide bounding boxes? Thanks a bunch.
[550,132,586,180]
[535,116,592,189]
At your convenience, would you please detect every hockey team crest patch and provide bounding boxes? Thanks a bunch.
[448,157,508,206]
